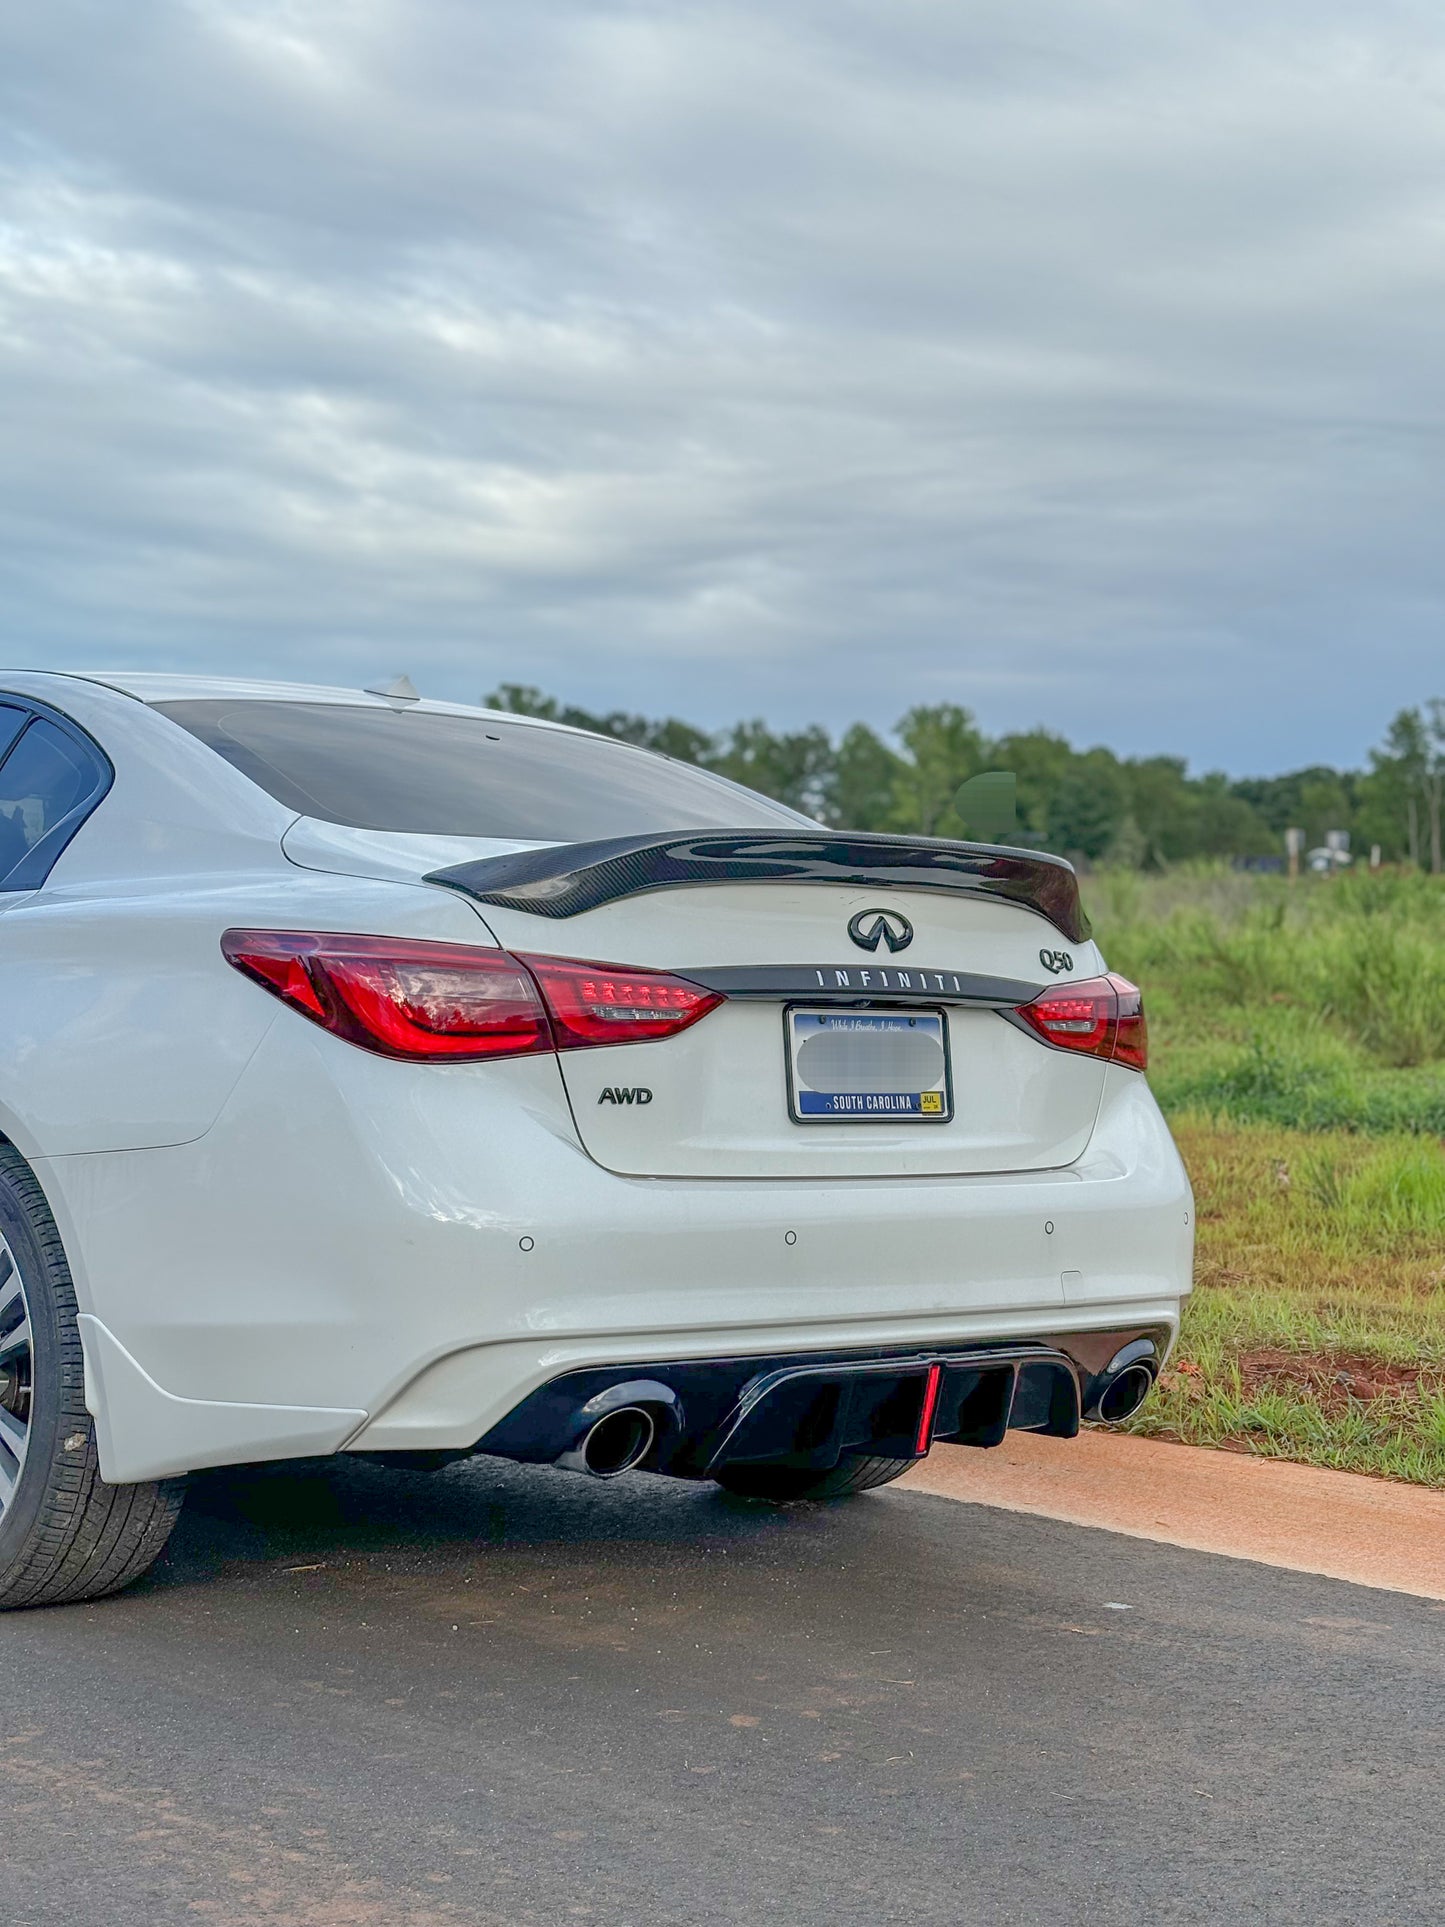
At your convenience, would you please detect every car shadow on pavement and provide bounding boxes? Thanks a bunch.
[154,1451,940,1604]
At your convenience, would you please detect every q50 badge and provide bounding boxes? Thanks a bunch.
[1039,949,1074,975]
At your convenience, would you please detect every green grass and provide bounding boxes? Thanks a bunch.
[1125,1119,1445,1484]
[1082,869,1445,1485]
[1150,1035,1445,1135]
[1091,867,1445,1129]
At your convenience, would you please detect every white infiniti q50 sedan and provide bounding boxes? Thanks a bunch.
[0,671,1192,1607]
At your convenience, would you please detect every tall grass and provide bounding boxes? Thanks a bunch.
[1089,868,1445,1129]
[1091,873,1445,1482]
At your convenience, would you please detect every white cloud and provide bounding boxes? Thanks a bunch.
[2,0,1444,767]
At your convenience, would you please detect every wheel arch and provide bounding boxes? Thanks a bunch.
[0,1125,102,1334]
[0,1106,48,1169]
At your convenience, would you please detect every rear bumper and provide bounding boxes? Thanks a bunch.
[43,1026,1193,1481]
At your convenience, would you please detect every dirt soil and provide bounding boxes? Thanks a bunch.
[1161,1347,1443,1418]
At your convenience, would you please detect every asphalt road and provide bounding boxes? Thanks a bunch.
[1,1454,1440,1927]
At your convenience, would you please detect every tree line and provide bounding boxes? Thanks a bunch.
[487,685,1445,871]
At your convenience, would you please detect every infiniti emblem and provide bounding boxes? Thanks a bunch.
[847,908,914,954]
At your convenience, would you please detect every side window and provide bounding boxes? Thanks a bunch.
[0,704,26,764]
[0,718,108,889]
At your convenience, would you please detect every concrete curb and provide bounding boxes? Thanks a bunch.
[901,1429,1445,1601]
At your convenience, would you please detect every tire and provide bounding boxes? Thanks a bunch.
[0,1143,185,1610]
[713,1454,914,1502]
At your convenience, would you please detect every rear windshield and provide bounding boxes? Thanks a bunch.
[154,700,803,840]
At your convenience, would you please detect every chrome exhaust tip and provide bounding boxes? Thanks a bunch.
[1093,1361,1156,1423]
[567,1405,657,1479]
[553,1378,681,1479]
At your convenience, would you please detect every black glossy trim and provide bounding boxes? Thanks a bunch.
[686,963,1039,1004]
[0,693,115,893]
[702,1345,1079,1468]
[470,1336,1159,1478]
[426,830,1090,943]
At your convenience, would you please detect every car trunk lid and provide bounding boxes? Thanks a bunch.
[427,834,1106,1180]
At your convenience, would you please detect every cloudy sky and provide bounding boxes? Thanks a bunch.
[3,1,1443,773]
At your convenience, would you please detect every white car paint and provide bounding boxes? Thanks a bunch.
[0,670,1193,1485]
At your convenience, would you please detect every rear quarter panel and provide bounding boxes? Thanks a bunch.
[0,679,504,1156]
[0,870,499,1155]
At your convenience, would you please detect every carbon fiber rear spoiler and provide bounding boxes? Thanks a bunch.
[426,830,1090,943]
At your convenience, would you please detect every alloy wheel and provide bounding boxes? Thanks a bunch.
[0,1235,33,1521]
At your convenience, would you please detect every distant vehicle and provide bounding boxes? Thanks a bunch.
[0,674,1193,1606]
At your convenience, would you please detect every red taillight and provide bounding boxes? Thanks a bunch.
[221,932,722,1063]
[1014,972,1148,1072]
[222,931,551,1061]
[516,953,723,1050]
[1108,975,1148,1071]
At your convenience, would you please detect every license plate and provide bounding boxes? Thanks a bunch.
[785,1007,952,1124]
